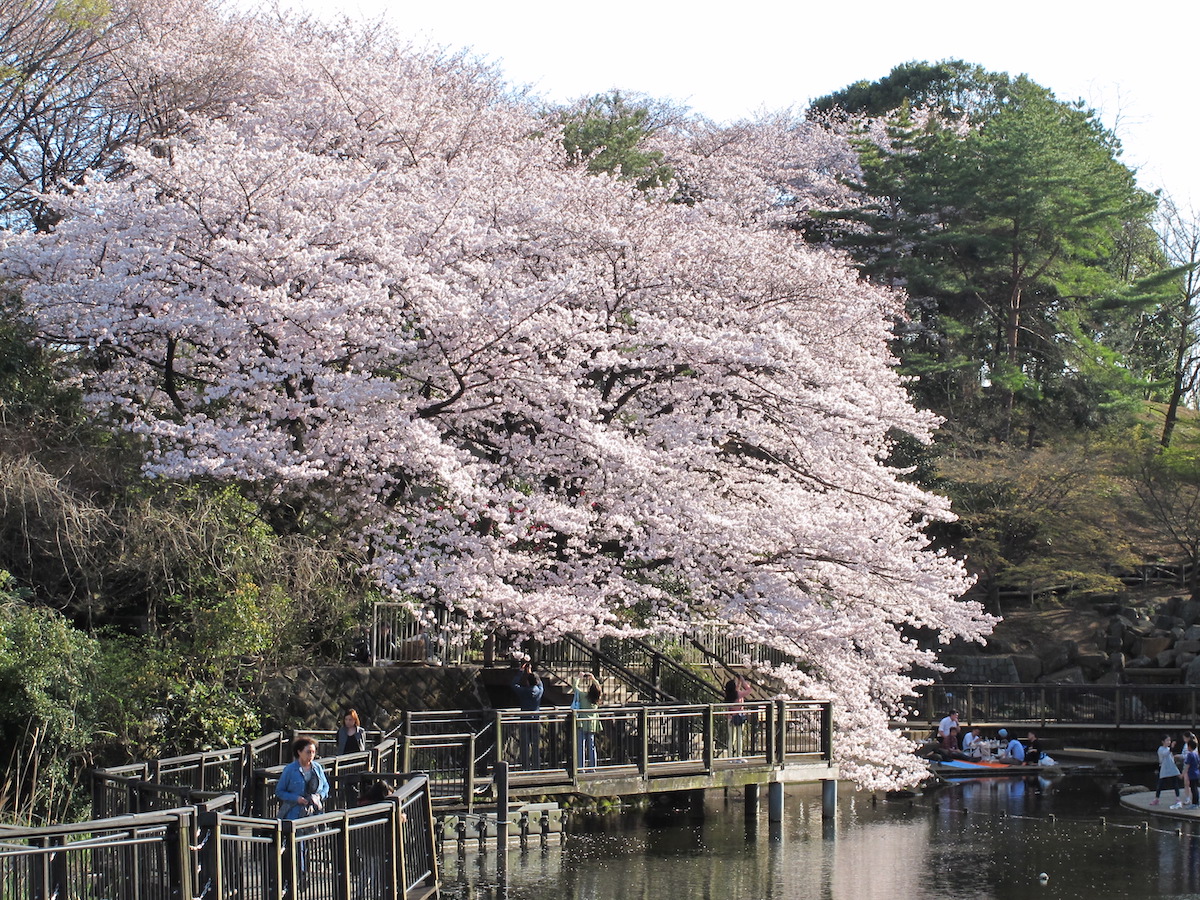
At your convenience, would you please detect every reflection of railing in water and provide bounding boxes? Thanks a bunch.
[911,683,1200,729]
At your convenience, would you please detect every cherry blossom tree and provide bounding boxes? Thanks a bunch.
[0,5,991,786]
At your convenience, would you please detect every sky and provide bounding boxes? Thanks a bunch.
[288,0,1197,210]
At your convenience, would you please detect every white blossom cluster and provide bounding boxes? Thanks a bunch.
[0,2,992,786]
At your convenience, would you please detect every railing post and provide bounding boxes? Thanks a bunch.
[281,818,298,900]
[966,686,975,725]
[30,835,49,900]
[337,810,353,900]
[370,603,378,667]
[822,702,833,762]
[638,707,650,777]
[567,710,579,783]
[466,734,477,812]
[197,810,222,900]
[495,709,505,771]
[776,700,787,762]
[1115,685,1122,729]
[703,705,714,772]
[495,760,510,850]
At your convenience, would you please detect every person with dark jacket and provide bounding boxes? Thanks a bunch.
[512,663,543,769]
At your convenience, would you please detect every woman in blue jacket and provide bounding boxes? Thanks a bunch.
[276,737,330,819]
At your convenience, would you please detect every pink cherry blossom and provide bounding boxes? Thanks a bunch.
[0,2,992,787]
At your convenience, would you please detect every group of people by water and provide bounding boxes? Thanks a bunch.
[275,661,759,813]
[923,709,1052,765]
[1153,732,1200,809]
[274,709,395,821]
[273,662,612,824]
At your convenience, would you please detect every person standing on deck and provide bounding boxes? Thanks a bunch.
[724,676,752,761]
[512,663,544,769]
[1175,736,1200,809]
[571,673,603,770]
[1153,734,1182,806]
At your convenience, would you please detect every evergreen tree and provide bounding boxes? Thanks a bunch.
[818,67,1158,444]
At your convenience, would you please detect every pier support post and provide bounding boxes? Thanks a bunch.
[745,783,760,821]
[768,782,784,823]
[821,779,837,821]
[495,761,509,873]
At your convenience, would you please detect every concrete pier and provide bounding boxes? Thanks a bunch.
[768,782,784,822]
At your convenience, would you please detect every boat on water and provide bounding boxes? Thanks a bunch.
[930,758,1056,777]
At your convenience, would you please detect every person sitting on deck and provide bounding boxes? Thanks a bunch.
[998,728,1025,763]
[940,725,961,753]
[961,727,983,758]
[1023,731,1042,765]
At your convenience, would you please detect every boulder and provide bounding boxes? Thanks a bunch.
[1011,655,1043,683]
[1180,599,1200,626]
[1077,653,1108,679]
[1186,656,1200,685]
[1040,666,1086,684]
[1097,671,1123,685]
[984,637,1016,655]
[1185,625,1200,642]
[1178,640,1200,655]
[1108,651,1126,672]
[1157,649,1178,668]
[1040,645,1071,674]
[1156,614,1185,631]
[1137,636,1174,658]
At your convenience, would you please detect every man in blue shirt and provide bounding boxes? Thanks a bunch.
[999,728,1025,763]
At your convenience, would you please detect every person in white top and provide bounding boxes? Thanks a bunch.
[961,727,983,758]
[937,709,960,740]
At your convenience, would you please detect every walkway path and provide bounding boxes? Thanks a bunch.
[1121,790,1200,820]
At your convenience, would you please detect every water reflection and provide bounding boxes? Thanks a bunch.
[443,776,1200,900]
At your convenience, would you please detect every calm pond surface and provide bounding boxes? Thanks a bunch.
[441,773,1200,899]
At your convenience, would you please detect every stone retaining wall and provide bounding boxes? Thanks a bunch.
[256,665,491,732]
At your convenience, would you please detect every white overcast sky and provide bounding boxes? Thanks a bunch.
[284,0,1197,209]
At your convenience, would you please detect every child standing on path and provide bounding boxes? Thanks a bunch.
[1153,734,1181,806]
[1174,736,1200,809]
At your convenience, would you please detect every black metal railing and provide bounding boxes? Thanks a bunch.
[199,774,437,900]
[15,776,439,900]
[911,683,1200,730]
[491,699,832,785]
[0,808,197,900]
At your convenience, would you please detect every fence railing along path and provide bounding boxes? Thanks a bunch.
[2,775,437,900]
[390,699,833,808]
[910,683,1200,732]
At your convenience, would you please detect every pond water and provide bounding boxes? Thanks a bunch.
[441,773,1200,899]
